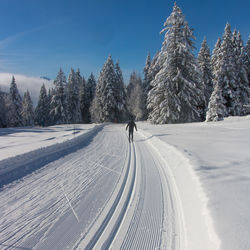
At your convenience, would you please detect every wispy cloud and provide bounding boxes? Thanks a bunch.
[0,33,23,50]
[0,16,71,48]
[0,25,46,50]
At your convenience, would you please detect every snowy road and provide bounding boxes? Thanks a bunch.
[0,124,180,249]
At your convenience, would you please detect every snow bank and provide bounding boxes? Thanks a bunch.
[0,124,96,161]
[0,124,102,189]
[138,116,250,250]
[138,129,220,250]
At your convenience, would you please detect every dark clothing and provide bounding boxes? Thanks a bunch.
[126,120,137,132]
[126,121,137,142]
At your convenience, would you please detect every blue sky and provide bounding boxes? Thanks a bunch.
[0,0,249,83]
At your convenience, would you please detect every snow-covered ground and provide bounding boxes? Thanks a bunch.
[0,117,249,250]
[0,124,97,161]
[138,115,250,250]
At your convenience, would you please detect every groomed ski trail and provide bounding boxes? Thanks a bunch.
[78,125,182,250]
[0,125,129,249]
[0,124,183,250]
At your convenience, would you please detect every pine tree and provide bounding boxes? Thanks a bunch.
[142,53,152,119]
[86,73,96,108]
[91,56,122,123]
[75,69,83,88]
[21,90,34,126]
[50,68,67,124]
[211,37,221,77]
[6,76,23,127]
[47,88,53,125]
[127,72,138,98]
[232,31,250,114]
[82,73,97,123]
[198,38,213,118]
[147,3,204,124]
[35,84,49,126]
[243,37,250,87]
[66,68,81,123]
[206,83,227,121]
[148,51,161,80]
[0,89,7,127]
[143,53,151,93]
[207,37,226,121]
[79,76,86,122]
[206,37,225,121]
[218,23,240,116]
[114,61,128,121]
[145,51,162,98]
[242,37,250,114]
[127,72,145,120]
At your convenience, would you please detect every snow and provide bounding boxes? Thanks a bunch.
[0,124,96,161]
[138,115,250,250]
[0,116,249,249]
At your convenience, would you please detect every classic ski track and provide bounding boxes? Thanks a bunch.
[114,137,164,250]
[110,132,183,250]
[0,125,183,250]
[0,125,128,249]
[35,126,128,249]
[137,130,186,250]
[1,128,108,248]
[79,131,136,250]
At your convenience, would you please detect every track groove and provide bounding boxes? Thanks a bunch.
[82,136,136,250]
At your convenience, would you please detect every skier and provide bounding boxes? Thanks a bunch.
[126,118,137,143]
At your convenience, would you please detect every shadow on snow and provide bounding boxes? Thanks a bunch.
[0,126,104,190]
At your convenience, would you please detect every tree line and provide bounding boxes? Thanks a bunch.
[146,3,249,124]
[0,3,249,128]
[0,56,147,128]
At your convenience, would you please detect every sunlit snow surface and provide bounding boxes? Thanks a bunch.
[0,117,249,250]
[138,115,250,250]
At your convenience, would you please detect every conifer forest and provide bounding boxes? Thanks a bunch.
[0,3,249,128]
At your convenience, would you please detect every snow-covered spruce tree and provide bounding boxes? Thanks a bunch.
[146,51,161,93]
[243,37,250,87]
[114,61,128,121]
[198,38,213,118]
[6,76,23,127]
[206,82,227,121]
[35,84,49,126]
[91,56,125,123]
[211,37,221,77]
[217,23,241,116]
[84,73,96,123]
[50,68,67,124]
[143,53,151,93]
[0,89,7,127]
[75,68,86,123]
[232,31,250,114]
[75,69,83,88]
[85,73,96,106]
[66,68,81,123]
[127,72,145,121]
[147,3,204,124]
[21,90,34,126]
[142,53,152,119]
[126,72,138,99]
[206,37,227,121]
[47,88,54,125]
[79,75,86,122]
[243,37,250,114]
